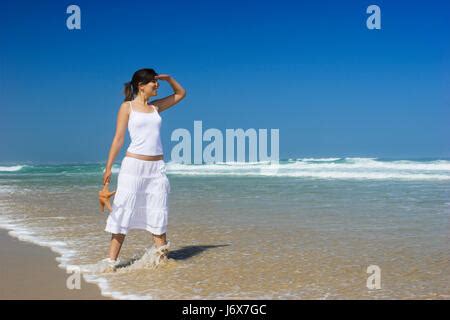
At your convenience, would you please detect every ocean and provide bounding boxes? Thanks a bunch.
[0,157,449,299]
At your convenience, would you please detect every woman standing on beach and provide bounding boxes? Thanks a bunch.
[100,68,186,269]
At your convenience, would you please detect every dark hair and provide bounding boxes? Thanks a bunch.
[124,68,158,101]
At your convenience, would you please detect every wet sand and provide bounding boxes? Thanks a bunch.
[0,229,110,300]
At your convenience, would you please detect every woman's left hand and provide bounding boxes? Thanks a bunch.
[98,182,116,213]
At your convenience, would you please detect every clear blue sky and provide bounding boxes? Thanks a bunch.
[1,0,449,163]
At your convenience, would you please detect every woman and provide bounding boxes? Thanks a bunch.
[101,68,186,269]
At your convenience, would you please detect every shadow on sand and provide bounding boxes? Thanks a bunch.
[168,244,230,260]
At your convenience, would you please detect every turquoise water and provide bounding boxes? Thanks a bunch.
[0,157,449,299]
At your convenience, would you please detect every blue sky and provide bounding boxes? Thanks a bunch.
[1,0,449,163]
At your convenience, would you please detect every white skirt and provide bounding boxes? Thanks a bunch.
[105,156,171,235]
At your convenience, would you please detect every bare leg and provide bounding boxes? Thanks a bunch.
[152,232,168,261]
[152,232,167,247]
[109,233,126,260]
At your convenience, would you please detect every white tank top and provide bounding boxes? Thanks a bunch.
[126,101,164,156]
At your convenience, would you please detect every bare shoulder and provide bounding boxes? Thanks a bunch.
[119,101,131,115]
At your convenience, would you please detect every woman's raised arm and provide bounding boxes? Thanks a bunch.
[151,74,186,113]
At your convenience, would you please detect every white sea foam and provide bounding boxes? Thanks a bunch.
[0,165,25,172]
[0,216,71,263]
[297,157,342,162]
[0,186,17,194]
[3,158,449,180]
[83,274,153,299]
[164,157,450,180]
[111,165,121,174]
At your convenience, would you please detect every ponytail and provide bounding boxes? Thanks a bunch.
[124,81,134,101]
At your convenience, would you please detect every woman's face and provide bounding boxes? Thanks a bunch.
[139,79,159,97]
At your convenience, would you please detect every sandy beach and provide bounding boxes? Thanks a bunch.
[0,229,109,300]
